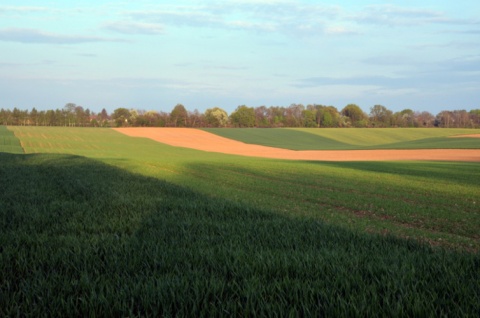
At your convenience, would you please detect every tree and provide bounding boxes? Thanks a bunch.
[285,104,305,127]
[435,111,453,128]
[341,104,368,127]
[369,105,393,127]
[170,104,188,127]
[75,105,87,127]
[415,111,434,127]
[322,111,333,127]
[131,109,147,126]
[38,110,46,126]
[230,105,255,127]
[254,106,270,127]
[112,108,131,127]
[189,109,205,127]
[315,105,339,127]
[470,109,480,128]
[143,110,160,127]
[302,109,317,127]
[63,103,77,126]
[205,107,229,127]
[98,108,110,127]
[45,110,57,126]
[451,110,469,128]
[0,108,11,125]
[268,106,286,127]
[30,107,38,126]
[63,103,76,114]
[393,109,415,127]
[129,109,140,126]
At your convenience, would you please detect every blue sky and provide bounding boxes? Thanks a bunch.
[0,0,479,114]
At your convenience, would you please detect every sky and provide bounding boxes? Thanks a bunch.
[0,0,479,115]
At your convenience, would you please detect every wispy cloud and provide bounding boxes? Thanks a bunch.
[0,28,126,44]
[103,21,165,35]
[127,3,342,36]
[352,4,476,27]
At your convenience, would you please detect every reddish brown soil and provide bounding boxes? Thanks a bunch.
[114,128,480,162]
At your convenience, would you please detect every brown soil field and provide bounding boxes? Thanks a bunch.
[114,128,480,162]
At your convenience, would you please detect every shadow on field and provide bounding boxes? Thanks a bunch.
[1,153,479,316]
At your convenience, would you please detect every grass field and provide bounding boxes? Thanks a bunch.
[203,128,480,150]
[2,126,480,316]
[0,125,23,154]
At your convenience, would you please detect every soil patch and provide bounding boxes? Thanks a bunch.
[114,128,480,162]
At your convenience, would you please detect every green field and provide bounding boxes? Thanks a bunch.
[203,128,480,150]
[0,125,23,154]
[2,126,480,316]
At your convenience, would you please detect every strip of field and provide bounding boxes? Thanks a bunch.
[204,127,480,150]
[115,128,480,162]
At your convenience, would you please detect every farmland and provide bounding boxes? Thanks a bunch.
[204,127,480,150]
[1,126,480,316]
[0,126,23,154]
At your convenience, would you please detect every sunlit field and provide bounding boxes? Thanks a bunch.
[204,127,480,150]
[2,126,479,316]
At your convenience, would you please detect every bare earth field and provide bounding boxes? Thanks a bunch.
[114,128,480,162]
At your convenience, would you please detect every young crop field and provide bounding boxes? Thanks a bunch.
[0,125,23,154]
[203,128,480,150]
[2,126,480,316]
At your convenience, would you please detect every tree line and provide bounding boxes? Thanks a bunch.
[1,102,479,128]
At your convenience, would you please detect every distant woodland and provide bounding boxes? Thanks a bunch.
[1,103,479,128]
